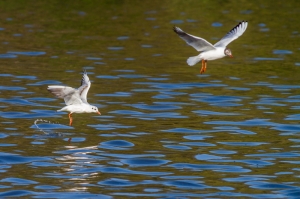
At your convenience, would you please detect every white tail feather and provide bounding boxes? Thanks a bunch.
[187,56,201,66]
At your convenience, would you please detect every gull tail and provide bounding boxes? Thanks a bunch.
[57,107,67,112]
[187,56,201,66]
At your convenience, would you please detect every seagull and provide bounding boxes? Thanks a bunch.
[47,70,101,126]
[173,21,248,74]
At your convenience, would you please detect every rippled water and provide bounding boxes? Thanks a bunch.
[1,1,300,198]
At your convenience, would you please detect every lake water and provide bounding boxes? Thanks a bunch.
[1,1,300,198]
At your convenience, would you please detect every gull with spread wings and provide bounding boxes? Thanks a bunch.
[47,70,100,126]
[173,21,248,74]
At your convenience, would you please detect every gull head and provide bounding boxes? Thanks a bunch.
[224,49,233,58]
[90,105,101,115]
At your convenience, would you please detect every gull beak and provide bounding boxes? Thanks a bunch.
[97,111,101,115]
[229,55,233,58]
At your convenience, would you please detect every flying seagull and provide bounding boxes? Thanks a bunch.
[47,70,100,126]
[173,21,248,74]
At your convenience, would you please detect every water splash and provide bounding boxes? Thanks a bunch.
[34,119,64,138]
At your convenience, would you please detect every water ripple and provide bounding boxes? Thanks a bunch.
[164,180,209,189]
[99,140,134,150]
[121,158,170,167]
[89,123,134,130]
[193,110,240,116]
[129,103,181,111]
[0,53,17,58]
[0,178,38,185]
[205,118,276,126]
[169,163,250,173]
[7,51,46,56]
[0,152,50,164]
[0,86,26,91]
[98,178,137,187]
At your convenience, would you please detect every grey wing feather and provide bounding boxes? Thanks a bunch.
[47,85,82,105]
[214,21,248,48]
[77,69,91,104]
[173,26,216,52]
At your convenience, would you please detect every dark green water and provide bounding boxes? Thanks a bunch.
[0,0,300,198]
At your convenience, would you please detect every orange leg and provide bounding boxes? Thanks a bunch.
[68,113,73,126]
[200,60,204,74]
[204,60,207,73]
[200,60,207,74]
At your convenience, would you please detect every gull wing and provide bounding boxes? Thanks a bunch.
[214,21,248,48]
[47,85,82,105]
[173,26,216,52]
[77,70,91,104]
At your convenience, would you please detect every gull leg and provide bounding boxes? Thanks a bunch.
[68,113,73,126]
[203,60,207,73]
[200,60,205,74]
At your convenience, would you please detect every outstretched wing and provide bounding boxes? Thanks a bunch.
[77,70,91,104]
[47,85,82,105]
[214,21,248,48]
[173,26,216,52]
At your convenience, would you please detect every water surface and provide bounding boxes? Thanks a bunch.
[0,0,300,198]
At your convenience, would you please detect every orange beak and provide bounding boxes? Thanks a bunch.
[97,111,101,115]
[229,55,233,58]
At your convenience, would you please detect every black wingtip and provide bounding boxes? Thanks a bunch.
[173,26,176,32]
[173,26,185,37]
[232,20,247,30]
[173,26,179,33]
